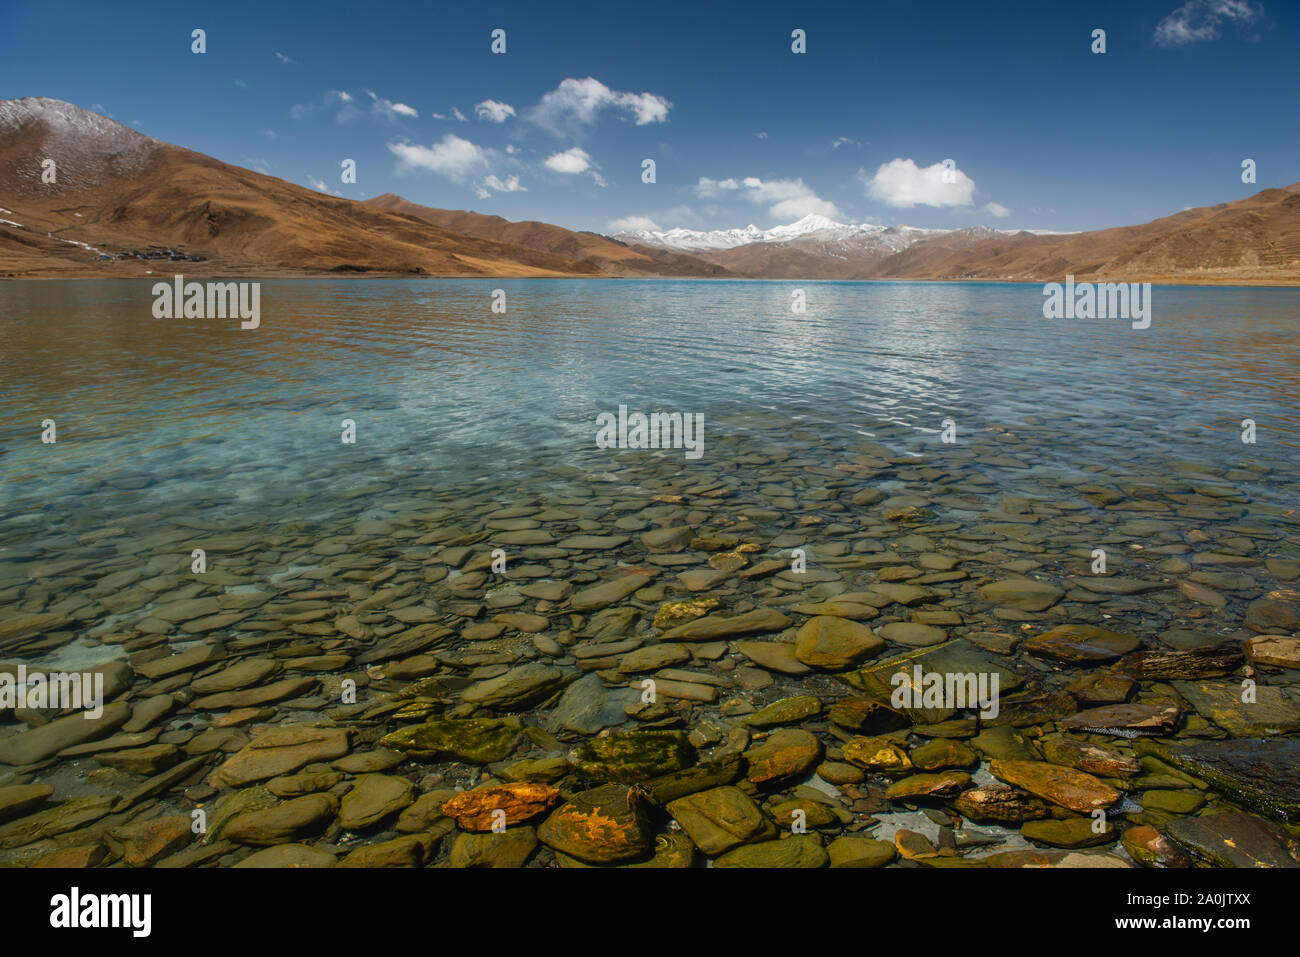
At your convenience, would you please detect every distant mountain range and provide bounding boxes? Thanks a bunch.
[2,98,1298,283]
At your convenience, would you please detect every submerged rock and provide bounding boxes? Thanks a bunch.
[537,784,652,864]
[713,834,828,868]
[460,663,572,710]
[1023,625,1140,664]
[209,726,351,788]
[569,730,695,783]
[743,729,822,786]
[1163,812,1300,868]
[666,785,775,855]
[1152,738,1300,823]
[988,759,1121,813]
[794,616,883,670]
[977,578,1064,611]
[441,782,560,831]
[951,783,1051,824]
[379,717,521,763]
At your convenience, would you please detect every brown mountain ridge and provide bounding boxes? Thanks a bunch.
[1,98,1297,284]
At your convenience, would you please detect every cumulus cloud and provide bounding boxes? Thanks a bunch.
[1155,0,1263,46]
[984,201,1010,218]
[483,174,525,193]
[859,158,975,209]
[544,147,593,174]
[389,134,491,181]
[475,99,516,122]
[528,77,671,135]
[695,175,841,220]
[609,215,661,232]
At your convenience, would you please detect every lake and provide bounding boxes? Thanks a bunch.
[1,278,1298,868]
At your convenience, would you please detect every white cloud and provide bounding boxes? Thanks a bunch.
[544,147,593,174]
[451,107,468,122]
[389,134,492,181]
[755,131,767,140]
[831,137,857,149]
[528,77,671,135]
[475,99,516,122]
[297,90,415,122]
[306,176,339,195]
[262,129,278,140]
[275,52,296,65]
[1155,0,1263,46]
[483,174,526,193]
[365,89,416,118]
[695,175,841,220]
[984,201,1010,217]
[609,215,661,232]
[860,158,975,209]
[234,80,248,89]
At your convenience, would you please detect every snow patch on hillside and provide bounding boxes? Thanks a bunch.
[0,97,160,193]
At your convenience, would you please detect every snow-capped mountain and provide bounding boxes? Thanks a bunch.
[613,213,921,251]
[611,213,981,278]
[609,213,1081,279]
[613,213,1068,254]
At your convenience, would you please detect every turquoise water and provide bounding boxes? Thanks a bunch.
[1,279,1298,533]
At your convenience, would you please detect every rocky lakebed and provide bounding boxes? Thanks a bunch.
[2,422,1299,870]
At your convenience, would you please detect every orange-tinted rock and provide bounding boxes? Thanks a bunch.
[441,782,561,832]
[989,759,1121,813]
[537,785,651,864]
[1040,735,1141,777]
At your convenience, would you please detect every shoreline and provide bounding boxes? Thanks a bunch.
[5,269,1300,287]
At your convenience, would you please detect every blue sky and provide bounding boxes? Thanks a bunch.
[3,0,1297,234]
